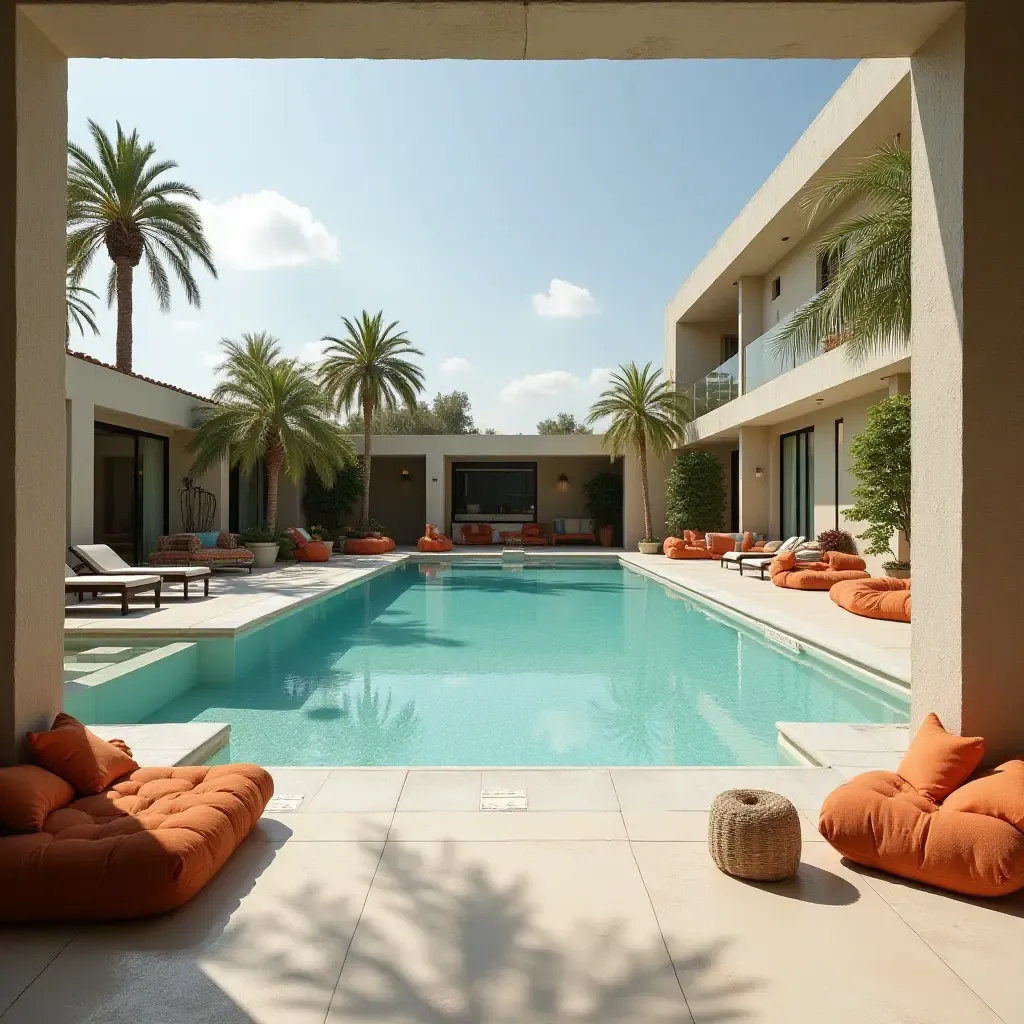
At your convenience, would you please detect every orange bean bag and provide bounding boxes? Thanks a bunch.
[0,763,273,922]
[664,536,711,559]
[819,713,1024,897]
[769,549,871,590]
[344,537,395,555]
[830,576,911,622]
[417,524,453,553]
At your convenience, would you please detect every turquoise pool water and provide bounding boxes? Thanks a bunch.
[144,561,907,766]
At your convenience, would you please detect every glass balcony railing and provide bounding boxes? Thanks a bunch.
[679,353,739,420]
[744,308,827,393]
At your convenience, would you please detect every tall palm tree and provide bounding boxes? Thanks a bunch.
[188,333,354,534]
[66,120,217,372]
[587,362,687,544]
[66,266,100,343]
[318,311,425,529]
[774,142,911,365]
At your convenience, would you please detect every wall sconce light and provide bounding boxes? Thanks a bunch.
[400,469,410,482]
[556,473,570,493]
[754,467,764,479]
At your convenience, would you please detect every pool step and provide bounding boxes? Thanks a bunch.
[501,546,526,567]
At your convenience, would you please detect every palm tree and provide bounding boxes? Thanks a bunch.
[318,311,425,529]
[66,120,216,372]
[587,362,687,544]
[66,266,100,343]
[188,333,354,534]
[773,142,911,365]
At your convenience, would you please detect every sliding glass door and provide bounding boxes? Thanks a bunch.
[93,423,169,564]
[780,427,814,540]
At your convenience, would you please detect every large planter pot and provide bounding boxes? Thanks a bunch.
[246,542,280,568]
[598,525,614,548]
[638,540,661,555]
[885,564,911,579]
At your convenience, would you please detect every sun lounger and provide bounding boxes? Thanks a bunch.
[737,537,806,579]
[65,564,161,615]
[70,543,211,598]
[720,535,799,569]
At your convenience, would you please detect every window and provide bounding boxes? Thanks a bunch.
[452,462,537,521]
[771,277,782,300]
[720,334,739,362]
[819,245,845,291]
[780,427,814,540]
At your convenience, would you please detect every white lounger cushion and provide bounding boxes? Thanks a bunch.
[71,544,210,577]
[65,573,160,587]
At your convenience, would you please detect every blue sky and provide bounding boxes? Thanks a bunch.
[68,58,854,432]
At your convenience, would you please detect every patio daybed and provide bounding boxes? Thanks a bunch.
[65,565,161,615]
[0,714,273,922]
[769,550,870,589]
[831,576,911,622]
[520,523,548,545]
[149,533,254,572]
[665,531,744,560]
[71,543,211,598]
[819,713,1024,897]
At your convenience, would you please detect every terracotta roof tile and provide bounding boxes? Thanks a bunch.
[67,348,216,405]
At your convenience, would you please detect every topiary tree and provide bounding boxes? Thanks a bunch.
[665,451,725,536]
[303,460,363,535]
[844,393,911,559]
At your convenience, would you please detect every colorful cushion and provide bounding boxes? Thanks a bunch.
[825,551,867,571]
[578,518,593,534]
[943,760,1024,832]
[553,519,566,535]
[0,765,75,832]
[897,712,985,802]
[27,714,139,795]
[563,518,580,534]
[216,532,240,549]
[762,540,782,552]
[197,531,219,548]
[157,533,201,553]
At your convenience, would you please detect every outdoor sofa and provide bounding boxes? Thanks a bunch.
[149,532,254,572]
[71,543,211,598]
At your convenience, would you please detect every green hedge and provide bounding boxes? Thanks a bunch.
[665,451,725,536]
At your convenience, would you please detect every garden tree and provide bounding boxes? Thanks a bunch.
[583,471,624,541]
[587,362,687,543]
[536,412,593,435]
[774,142,910,366]
[66,120,216,372]
[302,461,363,534]
[189,333,353,535]
[341,390,481,435]
[665,451,726,536]
[319,310,425,529]
[844,393,911,561]
[66,264,100,343]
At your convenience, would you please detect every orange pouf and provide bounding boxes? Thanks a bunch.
[0,763,273,922]
[769,549,871,590]
[830,577,911,622]
[344,537,395,555]
[417,524,453,552]
[664,536,711,559]
[819,714,1024,898]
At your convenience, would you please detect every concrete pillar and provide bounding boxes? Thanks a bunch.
[0,13,67,763]
[737,276,764,394]
[66,398,95,546]
[213,456,231,532]
[911,6,1024,760]
[623,449,671,549]
[887,373,911,397]
[425,452,444,531]
[738,426,771,537]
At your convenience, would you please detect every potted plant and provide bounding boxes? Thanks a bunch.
[308,524,334,552]
[583,471,623,547]
[241,525,280,568]
[638,537,662,555]
[816,529,858,555]
[587,362,687,554]
[844,394,911,575]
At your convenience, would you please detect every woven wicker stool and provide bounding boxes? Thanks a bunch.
[708,789,802,881]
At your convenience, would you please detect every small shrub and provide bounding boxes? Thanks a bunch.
[303,462,363,533]
[817,529,858,555]
[665,451,725,536]
[240,525,275,544]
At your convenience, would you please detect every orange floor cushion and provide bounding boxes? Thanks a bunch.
[831,577,911,622]
[819,714,1024,897]
[664,537,710,560]
[770,549,870,590]
[344,537,395,555]
[297,540,332,562]
[0,763,273,922]
[417,535,453,552]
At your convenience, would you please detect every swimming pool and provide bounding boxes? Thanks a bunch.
[140,560,907,766]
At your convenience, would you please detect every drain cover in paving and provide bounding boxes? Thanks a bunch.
[480,788,528,811]
[266,794,304,812]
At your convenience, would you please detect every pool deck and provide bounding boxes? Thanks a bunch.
[3,764,1019,1024]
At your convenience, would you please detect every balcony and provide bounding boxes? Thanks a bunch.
[679,353,739,419]
[744,315,828,392]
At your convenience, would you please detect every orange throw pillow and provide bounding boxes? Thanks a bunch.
[771,550,796,572]
[0,765,74,831]
[897,712,985,802]
[27,713,139,795]
[825,551,867,571]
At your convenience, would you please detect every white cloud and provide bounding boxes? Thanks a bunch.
[587,367,612,387]
[299,340,330,365]
[500,367,609,403]
[440,356,471,374]
[199,350,220,367]
[532,279,598,319]
[171,319,201,334]
[198,190,338,271]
